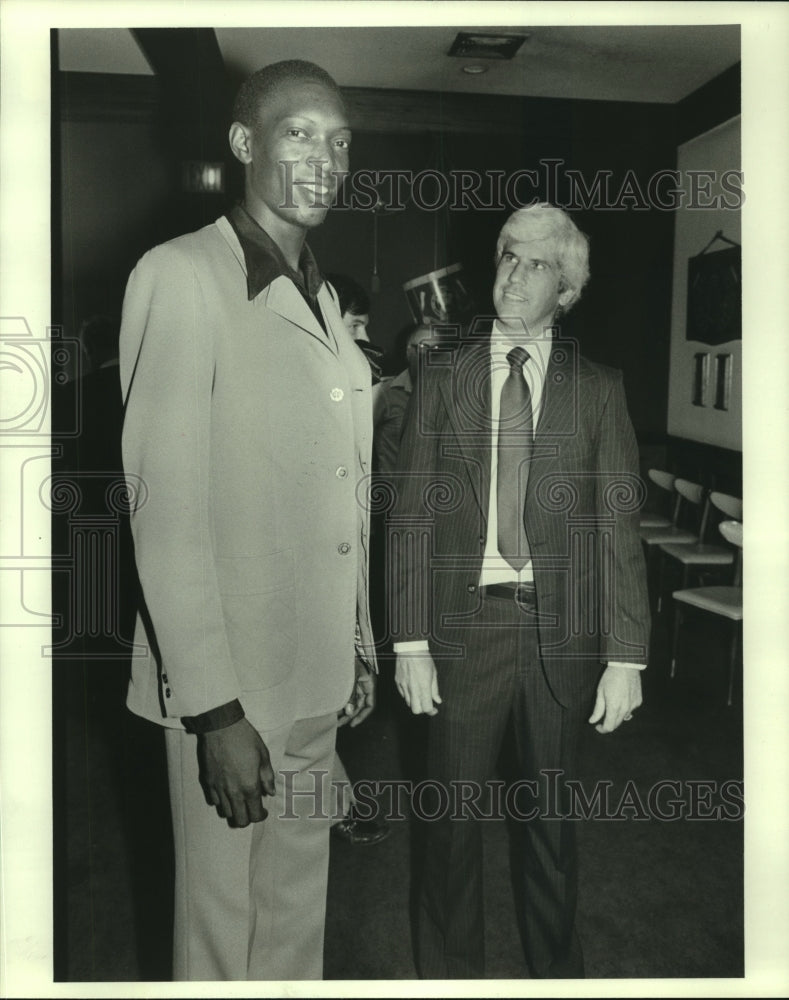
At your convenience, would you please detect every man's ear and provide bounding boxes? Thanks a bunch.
[229,121,253,165]
[557,283,575,309]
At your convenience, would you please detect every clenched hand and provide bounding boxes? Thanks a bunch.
[589,664,643,734]
[198,717,276,827]
[338,656,376,728]
[395,651,442,716]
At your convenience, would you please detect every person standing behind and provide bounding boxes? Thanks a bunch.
[326,271,385,382]
[319,272,390,847]
[391,204,650,979]
[119,60,376,981]
[374,321,439,474]
[326,271,371,340]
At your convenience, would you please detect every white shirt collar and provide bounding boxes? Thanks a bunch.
[489,319,553,375]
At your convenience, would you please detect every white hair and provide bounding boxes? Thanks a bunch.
[495,203,590,313]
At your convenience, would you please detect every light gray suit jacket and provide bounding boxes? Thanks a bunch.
[120,216,376,732]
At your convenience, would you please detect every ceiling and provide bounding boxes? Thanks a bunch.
[59,28,154,77]
[58,24,740,105]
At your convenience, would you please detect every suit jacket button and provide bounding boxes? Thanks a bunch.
[467,584,476,593]
[165,688,172,698]
[330,387,344,401]
[336,466,348,478]
[338,542,351,554]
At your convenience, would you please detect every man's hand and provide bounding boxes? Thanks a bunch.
[339,656,376,728]
[395,651,441,716]
[589,664,643,734]
[198,717,276,827]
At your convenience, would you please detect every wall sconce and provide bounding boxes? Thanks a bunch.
[182,161,225,194]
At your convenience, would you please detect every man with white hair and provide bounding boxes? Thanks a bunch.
[392,203,650,978]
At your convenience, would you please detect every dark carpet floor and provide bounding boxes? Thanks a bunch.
[55,595,744,983]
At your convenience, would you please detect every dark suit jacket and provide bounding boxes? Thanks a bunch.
[390,332,650,709]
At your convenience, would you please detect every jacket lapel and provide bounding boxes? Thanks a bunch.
[262,276,336,353]
[436,334,580,532]
[534,337,577,442]
[215,216,337,354]
[437,340,492,518]
[526,339,578,546]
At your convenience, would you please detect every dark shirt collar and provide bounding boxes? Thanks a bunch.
[226,202,324,303]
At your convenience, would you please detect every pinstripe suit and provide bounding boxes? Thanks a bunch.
[391,327,650,977]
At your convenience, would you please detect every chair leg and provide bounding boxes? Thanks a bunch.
[671,603,683,678]
[664,561,689,616]
[727,620,741,707]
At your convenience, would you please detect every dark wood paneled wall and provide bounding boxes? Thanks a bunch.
[59,71,161,123]
[55,59,741,486]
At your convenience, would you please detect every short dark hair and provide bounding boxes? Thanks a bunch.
[325,273,370,316]
[232,60,343,128]
[390,320,439,373]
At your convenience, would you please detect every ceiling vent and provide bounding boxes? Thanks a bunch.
[447,31,530,60]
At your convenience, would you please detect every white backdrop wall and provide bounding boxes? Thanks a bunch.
[668,116,742,451]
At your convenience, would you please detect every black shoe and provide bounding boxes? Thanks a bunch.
[331,809,391,846]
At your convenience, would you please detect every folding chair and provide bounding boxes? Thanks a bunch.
[655,491,742,612]
[639,478,705,610]
[670,519,743,706]
[639,469,676,529]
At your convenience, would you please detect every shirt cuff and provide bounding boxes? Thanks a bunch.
[394,640,430,653]
[605,660,646,671]
[182,698,245,734]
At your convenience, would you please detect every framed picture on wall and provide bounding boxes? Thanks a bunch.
[686,244,742,345]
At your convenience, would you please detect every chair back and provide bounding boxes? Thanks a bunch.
[648,469,676,492]
[718,519,743,586]
[645,469,678,522]
[673,478,705,533]
[718,519,742,548]
[710,492,743,521]
[674,479,704,505]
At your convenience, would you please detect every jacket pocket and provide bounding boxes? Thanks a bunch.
[216,551,296,690]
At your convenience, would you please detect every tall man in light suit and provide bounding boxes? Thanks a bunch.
[119,61,376,981]
[392,204,650,978]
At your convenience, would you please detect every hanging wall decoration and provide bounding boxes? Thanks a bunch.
[686,231,741,346]
[686,231,741,412]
